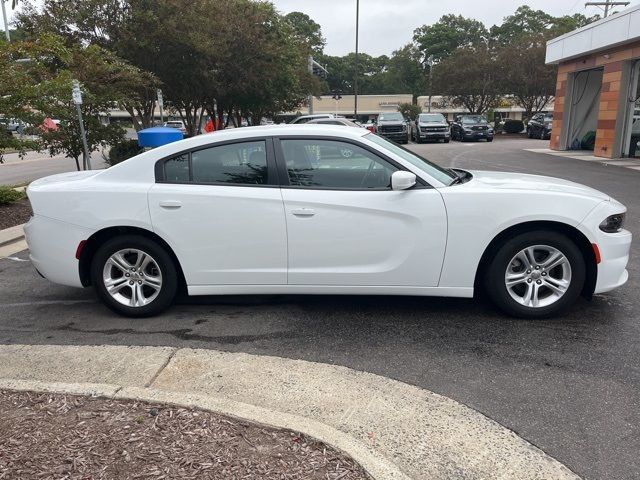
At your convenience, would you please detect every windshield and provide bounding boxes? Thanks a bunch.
[461,116,486,124]
[378,113,404,122]
[419,113,445,123]
[366,133,455,185]
[544,113,553,121]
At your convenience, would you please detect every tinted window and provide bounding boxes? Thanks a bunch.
[164,154,189,182]
[366,133,455,185]
[281,139,397,189]
[191,141,267,185]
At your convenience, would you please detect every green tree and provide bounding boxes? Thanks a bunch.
[433,46,500,114]
[398,103,422,119]
[413,15,488,63]
[285,11,325,56]
[384,45,427,100]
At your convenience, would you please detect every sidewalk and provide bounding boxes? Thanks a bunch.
[0,344,579,480]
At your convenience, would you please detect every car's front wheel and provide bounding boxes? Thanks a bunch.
[485,231,585,318]
[91,235,178,317]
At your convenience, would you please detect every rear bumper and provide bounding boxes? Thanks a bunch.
[24,215,90,288]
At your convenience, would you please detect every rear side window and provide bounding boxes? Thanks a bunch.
[164,154,189,182]
[161,141,269,185]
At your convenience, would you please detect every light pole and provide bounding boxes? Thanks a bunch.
[354,0,359,119]
[1,0,10,42]
[426,55,434,113]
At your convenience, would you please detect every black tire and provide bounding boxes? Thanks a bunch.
[91,235,178,317]
[444,138,450,143]
[484,230,586,319]
[527,128,533,138]
[487,137,493,142]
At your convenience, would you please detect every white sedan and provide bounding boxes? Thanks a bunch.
[24,125,631,318]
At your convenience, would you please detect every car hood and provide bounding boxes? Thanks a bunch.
[419,122,448,127]
[378,120,405,125]
[463,170,610,201]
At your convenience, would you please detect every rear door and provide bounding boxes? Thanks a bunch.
[275,136,447,287]
[148,138,287,286]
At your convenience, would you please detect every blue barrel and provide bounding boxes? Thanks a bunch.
[138,127,183,148]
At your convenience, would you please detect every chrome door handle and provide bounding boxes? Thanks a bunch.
[291,208,315,217]
[159,200,182,209]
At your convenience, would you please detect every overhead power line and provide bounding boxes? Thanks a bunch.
[584,1,630,17]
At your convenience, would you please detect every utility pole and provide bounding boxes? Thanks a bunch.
[157,89,164,125]
[354,0,359,119]
[1,0,10,42]
[426,55,434,113]
[585,0,629,17]
[72,80,91,170]
[308,55,314,115]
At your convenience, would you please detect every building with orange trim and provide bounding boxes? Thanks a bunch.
[546,5,640,159]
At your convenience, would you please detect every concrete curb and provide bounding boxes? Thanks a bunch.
[0,223,25,248]
[0,344,581,479]
[0,378,410,480]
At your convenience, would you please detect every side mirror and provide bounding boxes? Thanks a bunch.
[391,171,416,191]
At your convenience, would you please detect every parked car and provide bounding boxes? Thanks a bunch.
[527,113,553,139]
[364,120,377,133]
[0,117,20,133]
[376,112,409,144]
[411,113,450,144]
[306,118,363,128]
[163,120,187,135]
[451,115,494,142]
[25,125,630,319]
[289,114,338,124]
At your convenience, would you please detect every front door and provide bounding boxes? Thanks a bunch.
[148,138,287,286]
[277,137,447,286]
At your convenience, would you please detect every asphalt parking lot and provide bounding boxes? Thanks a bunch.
[0,137,638,480]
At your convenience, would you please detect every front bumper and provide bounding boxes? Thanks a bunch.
[578,200,632,294]
[24,215,90,288]
[463,131,493,140]
[379,131,407,142]
[419,131,450,140]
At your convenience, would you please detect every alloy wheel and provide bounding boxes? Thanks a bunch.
[102,248,163,307]
[504,245,572,308]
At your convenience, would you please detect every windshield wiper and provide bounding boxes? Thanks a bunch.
[448,168,464,185]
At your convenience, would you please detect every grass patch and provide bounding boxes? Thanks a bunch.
[0,185,25,205]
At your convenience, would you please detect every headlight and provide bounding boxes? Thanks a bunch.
[402,124,407,131]
[463,127,472,132]
[599,213,625,233]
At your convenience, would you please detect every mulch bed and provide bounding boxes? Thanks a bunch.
[0,390,369,480]
[0,198,32,230]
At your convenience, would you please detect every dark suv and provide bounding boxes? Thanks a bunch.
[411,113,450,143]
[527,112,553,139]
[376,112,409,144]
[451,115,494,142]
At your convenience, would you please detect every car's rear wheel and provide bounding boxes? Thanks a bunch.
[484,231,585,318]
[91,235,178,317]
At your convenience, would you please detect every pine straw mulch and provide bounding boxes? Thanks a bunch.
[0,198,32,230]
[0,390,369,480]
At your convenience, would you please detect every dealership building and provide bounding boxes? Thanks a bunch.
[546,4,640,159]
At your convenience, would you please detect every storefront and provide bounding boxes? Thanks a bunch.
[546,5,640,158]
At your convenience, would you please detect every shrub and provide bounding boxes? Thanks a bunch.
[503,119,525,134]
[0,186,24,205]
[108,139,142,166]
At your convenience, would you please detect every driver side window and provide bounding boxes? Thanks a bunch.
[280,139,398,189]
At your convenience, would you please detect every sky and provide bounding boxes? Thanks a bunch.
[270,0,635,56]
[3,0,635,56]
